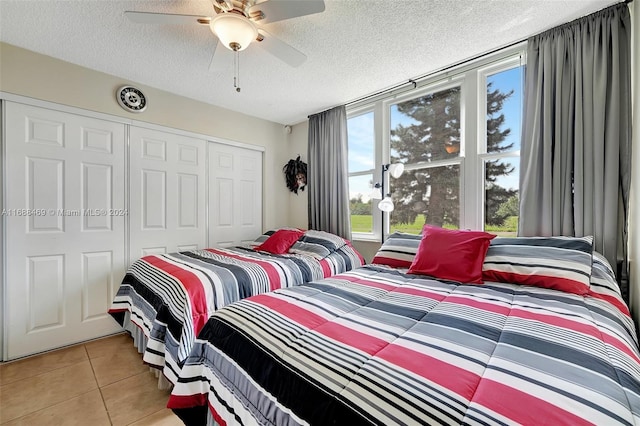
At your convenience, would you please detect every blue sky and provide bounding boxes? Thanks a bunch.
[487,66,522,191]
[347,112,375,173]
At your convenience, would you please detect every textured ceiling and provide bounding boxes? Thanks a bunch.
[0,0,620,125]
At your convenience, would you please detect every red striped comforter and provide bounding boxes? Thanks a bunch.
[169,253,640,425]
[108,245,363,384]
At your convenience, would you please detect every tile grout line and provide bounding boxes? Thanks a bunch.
[0,359,102,425]
[2,337,176,426]
[123,408,165,426]
[86,343,115,426]
[0,347,97,424]
[96,361,165,424]
[0,346,88,387]
[0,389,105,425]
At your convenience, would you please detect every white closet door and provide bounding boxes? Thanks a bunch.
[129,126,206,260]
[208,142,263,247]
[4,102,125,359]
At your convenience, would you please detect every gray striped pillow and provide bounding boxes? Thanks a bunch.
[289,230,348,260]
[371,232,422,268]
[482,236,594,295]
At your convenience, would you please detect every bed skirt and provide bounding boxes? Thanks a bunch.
[119,310,172,390]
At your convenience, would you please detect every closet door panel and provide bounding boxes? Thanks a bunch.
[27,254,65,331]
[4,102,125,359]
[177,173,198,228]
[208,143,262,247]
[27,157,65,232]
[141,169,167,229]
[82,162,114,231]
[129,126,205,261]
[81,250,115,321]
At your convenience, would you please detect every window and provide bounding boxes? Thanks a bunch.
[389,84,462,232]
[480,60,524,237]
[482,65,522,237]
[347,109,376,235]
[347,48,524,240]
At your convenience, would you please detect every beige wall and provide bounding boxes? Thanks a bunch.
[628,1,640,331]
[0,42,293,232]
[287,120,310,230]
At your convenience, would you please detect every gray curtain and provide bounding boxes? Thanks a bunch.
[519,3,632,278]
[307,105,351,239]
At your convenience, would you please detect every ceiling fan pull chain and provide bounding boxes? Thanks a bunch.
[234,49,241,93]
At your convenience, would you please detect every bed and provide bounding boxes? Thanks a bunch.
[108,229,364,385]
[167,229,640,425]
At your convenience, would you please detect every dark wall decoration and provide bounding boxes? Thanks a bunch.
[283,156,307,194]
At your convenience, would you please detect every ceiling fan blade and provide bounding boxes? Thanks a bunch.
[209,39,234,73]
[124,11,211,25]
[256,29,306,67]
[249,0,325,24]
[208,39,219,71]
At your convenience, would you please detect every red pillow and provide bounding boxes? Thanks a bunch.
[408,225,496,284]
[255,229,304,254]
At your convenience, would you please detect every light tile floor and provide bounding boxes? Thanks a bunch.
[0,333,183,425]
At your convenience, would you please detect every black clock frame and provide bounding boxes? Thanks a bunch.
[117,86,147,113]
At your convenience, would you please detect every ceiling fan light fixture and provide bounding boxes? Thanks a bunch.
[210,13,258,51]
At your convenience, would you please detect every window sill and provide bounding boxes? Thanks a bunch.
[350,234,381,243]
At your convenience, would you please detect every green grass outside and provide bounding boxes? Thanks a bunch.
[351,214,375,233]
[351,214,518,237]
[485,216,518,237]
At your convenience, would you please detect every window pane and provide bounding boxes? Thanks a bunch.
[484,158,519,237]
[390,86,461,163]
[347,112,375,173]
[349,174,374,233]
[487,66,523,153]
[390,164,460,234]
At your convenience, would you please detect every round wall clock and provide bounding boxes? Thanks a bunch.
[116,86,147,113]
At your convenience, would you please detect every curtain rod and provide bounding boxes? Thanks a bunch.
[306,37,525,119]
[342,37,526,109]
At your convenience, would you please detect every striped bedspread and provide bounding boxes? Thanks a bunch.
[168,253,640,425]
[108,245,363,384]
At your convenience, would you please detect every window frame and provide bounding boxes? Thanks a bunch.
[385,76,465,236]
[347,45,525,241]
[476,56,524,232]
[347,103,382,241]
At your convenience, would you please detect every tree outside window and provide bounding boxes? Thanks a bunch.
[389,68,520,234]
[347,51,523,238]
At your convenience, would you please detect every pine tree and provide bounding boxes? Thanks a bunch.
[484,82,517,225]
[390,82,515,228]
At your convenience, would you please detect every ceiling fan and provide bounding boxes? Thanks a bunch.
[125,0,325,91]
